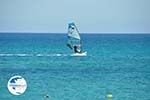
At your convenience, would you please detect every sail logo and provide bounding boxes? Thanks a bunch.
[7,75,27,95]
[68,23,76,33]
[69,26,75,33]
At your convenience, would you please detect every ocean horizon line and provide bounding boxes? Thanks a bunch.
[0,32,150,34]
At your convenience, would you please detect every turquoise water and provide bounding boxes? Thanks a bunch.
[0,33,150,100]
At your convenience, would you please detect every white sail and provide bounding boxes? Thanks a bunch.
[67,22,86,54]
[68,22,81,40]
[66,22,87,55]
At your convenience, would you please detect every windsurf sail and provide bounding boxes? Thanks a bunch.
[68,22,81,40]
[67,22,82,53]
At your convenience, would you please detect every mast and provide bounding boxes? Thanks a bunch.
[74,23,82,51]
[74,23,81,44]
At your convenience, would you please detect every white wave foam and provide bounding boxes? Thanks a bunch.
[0,53,33,57]
[36,53,69,57]
[16,54,32,56]
[36,54,43,57]
[0,54,14,56]
[0,53,86,57]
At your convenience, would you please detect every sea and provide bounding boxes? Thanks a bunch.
[0,33,150,100]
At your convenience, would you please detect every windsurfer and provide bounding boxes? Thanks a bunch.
[74,45,81,53]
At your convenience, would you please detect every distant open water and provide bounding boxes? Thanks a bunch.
[0,33,150,100]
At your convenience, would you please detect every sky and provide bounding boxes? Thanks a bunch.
[0,0,150,33]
